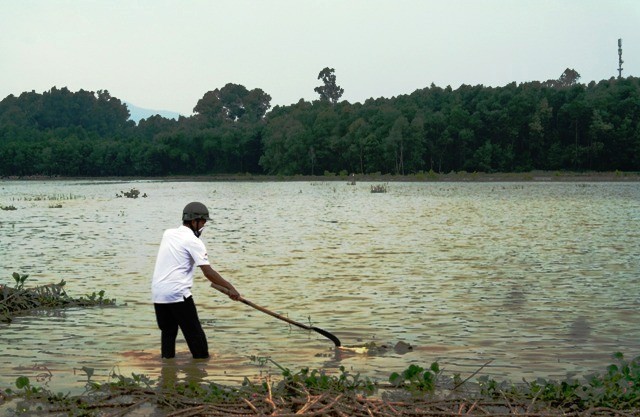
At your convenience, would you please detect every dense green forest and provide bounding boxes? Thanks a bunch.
[1,68,639,177]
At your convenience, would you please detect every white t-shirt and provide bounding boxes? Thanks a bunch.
[151,225,210,303]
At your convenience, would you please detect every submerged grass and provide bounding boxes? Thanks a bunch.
[1,193,84,210]
[13,193,85,201]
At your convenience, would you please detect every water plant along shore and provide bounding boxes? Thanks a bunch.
[1,353,639,416]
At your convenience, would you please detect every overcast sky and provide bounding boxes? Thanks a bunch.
[2,0,639,116]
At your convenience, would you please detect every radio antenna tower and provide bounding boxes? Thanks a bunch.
[618,38,624,79]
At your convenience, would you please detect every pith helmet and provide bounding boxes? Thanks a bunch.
[182,202,211,221]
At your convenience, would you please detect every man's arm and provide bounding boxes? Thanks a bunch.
[199,265,240,300]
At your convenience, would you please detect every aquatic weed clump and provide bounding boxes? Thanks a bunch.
[476,352,640,412]
[115,188,147,198]
[370,183,388,193]
[0,272,116,323]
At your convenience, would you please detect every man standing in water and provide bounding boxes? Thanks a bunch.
[152,202,240,359]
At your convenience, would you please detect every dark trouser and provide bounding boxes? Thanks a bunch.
[154,296,209,359]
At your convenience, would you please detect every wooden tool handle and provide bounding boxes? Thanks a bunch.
[211,283,310,330]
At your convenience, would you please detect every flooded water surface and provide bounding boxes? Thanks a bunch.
[1,180,639,392]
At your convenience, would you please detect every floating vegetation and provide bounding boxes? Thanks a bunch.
[2,354,640,416]
[116,188,147,198]
[370,184,388,193]
[0,272,116,323]
[20,193,83,201]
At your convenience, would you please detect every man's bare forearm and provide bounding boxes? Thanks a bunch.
[200,265,240,299]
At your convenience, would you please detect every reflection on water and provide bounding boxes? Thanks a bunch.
[159,357,209,389]
[1,180,639,392]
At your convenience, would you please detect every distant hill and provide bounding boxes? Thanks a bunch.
[125,102,184,123]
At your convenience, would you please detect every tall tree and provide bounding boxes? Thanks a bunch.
[544,68,582,89]
[314,67,344,104]
[558,68,581,87]
[193,83,272,125]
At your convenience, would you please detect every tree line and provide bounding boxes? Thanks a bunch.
[1,68,639,177]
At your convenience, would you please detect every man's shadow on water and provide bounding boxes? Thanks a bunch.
[159,358,209,388]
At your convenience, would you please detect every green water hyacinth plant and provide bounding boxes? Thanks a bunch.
[12,272,28,290]
[389,362,441,394]
[478,352,640,410]
[15,376,42,397]
[268,359,375,395]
